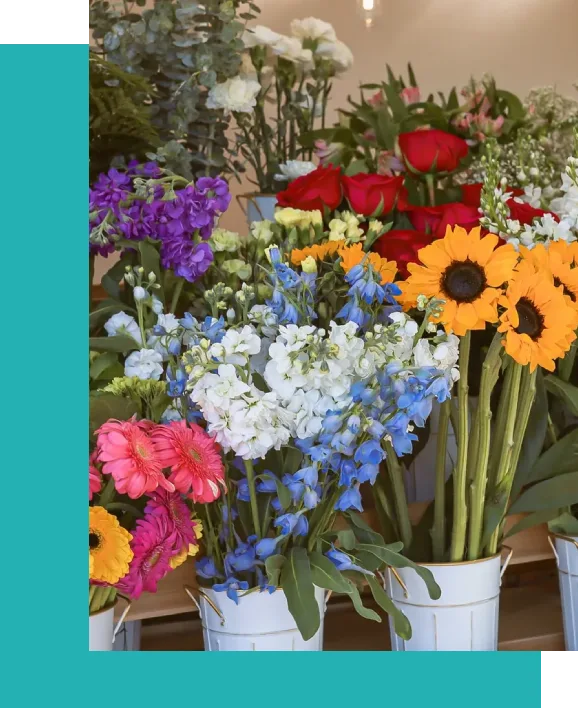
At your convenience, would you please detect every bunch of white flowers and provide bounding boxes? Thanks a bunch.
[206,76,261,114]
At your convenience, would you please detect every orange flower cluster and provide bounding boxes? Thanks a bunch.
[290,240,342,266]
[338,243,397,285]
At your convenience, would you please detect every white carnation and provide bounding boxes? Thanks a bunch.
[290,17,337,42]
[206,76,261,114]
[272,35,313,64]
[274,160,317,182]
[242,25,283,48]
[315,40,354,72]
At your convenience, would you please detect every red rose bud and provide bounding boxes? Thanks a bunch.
[342,173,407,217]
[461,182,524,208]
[406,202,480,238]
[276,164,342,212]
[398,129,469,174]
[373,229,435,279]
[506,198,559,225]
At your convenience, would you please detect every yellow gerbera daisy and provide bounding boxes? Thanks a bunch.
[498,259,576,372]
[399,226,518,336]
[89,506,133,585]
[290,240,342,266]
[338,243,397,285]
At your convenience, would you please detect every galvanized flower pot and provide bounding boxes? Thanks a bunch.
[238,193,277,227]
[550,534,578,651]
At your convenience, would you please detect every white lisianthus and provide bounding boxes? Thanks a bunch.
[290,17,337,42]
[271,35,313,64]
[315,40,354,73]
[274,160,317,182]
[206,76,261,114]
[124,348,164,380]
[104,311,142,345]
[242,25,283,48]
[211,228,242,253]
[250,219,275,244]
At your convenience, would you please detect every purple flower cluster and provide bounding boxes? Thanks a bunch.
[89,163,231,283]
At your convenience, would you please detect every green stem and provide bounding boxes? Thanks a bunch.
[307,485,341,552]
[425,173,436,206]
[487,362,523,555]
[243,459,261,540]
[488,358,515,490]
[432,400,451,561]
[98,476,116,508]
[170,279,184,315]
[467,334,503,560]
[384,440,412,550]
[450,330,471,562]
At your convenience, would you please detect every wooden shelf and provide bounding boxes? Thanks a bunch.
[139,580,564,651]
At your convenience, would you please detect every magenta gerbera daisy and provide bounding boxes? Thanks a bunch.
[115,509,178,599]
[89,452,102,501]
[96,418,175,500]
[144,489,196,553]
[152,421,225,503]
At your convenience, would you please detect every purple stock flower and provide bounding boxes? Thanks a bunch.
[196,176,232,213]
[160,239,214,283]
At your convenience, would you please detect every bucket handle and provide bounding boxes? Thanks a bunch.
[236,193,271,222]
[184,585,226,626]
[548,533,578,562]
[112,596,132,642]
[500,545,514,581]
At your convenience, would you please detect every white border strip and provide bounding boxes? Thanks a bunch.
[0,0,87,44]
[541,652,575,705]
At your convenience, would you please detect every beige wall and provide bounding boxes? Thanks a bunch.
[94,0,578,280]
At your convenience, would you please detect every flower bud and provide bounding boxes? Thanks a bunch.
[301,255,318,274]
[133,286,147,301]
[148,272,157,283]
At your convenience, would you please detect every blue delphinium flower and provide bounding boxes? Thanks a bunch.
[326,545,374,575]
[166,365,187,397]
[224,535,258,575]
[303,487,319,509]
[256,567,277,594]
[274,512,301,536]
[293,515,309,537]
[212,577,250,605]
[196,556,223,580]
[335,485,363,512]
[354,439,385,466]
[255,536,282,560]
[256,471,278,494]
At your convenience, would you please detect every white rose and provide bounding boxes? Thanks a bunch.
[124,349,163,380]
[290,17,337,42]
[206,76,261,114]
[104,312,142,345]
[274,160,317,182]
[315,40,354,73]
[242,25,283,48]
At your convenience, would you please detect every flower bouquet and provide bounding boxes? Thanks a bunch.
[218,16,352,221]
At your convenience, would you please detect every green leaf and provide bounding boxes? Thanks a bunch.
[264,554,285,587]
[90,393,139,437]
[309,551,352,593]
[270,474,291,511]
[346,579,381,622]
[105,502,144,518]
[509,472,578,514]
[336,528,357,550]
[367,575,411,639]
[481,484,510,548]
[505,508,561,538]
[90,352,120,380]
[138,240,164,300]
[346,511,386,545]
[89,301,135,331]
[89,335,140,353]
[549,512,578,536]
[280,548,320,641]
[407,62,417,88]
[101,257,129,300]
[544,374,578,416]
[527,429,578,484]
[356,543,441,600]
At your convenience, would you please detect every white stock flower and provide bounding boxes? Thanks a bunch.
[212,325,261,365]
[242,25,283,48]
[248,304,278,338]
[124,348,163,380]
[290,17,337,42]
[274,160,317,182]
[206,76,261,114]
[192,364,251,410]
[315,40,354,73]
[104,312,142,345]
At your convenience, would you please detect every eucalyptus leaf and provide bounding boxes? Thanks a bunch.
[346,511,386,545]
[367,575,411,640]
[346,580,382,623]
[309,551,352,594]
[264,554,285,587]
[280,548,320,641]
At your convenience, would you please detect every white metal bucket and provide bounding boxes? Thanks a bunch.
[239,194,277,226]
[551,534,578,651]
[404,401,457,503]
[385,552,511,651]
[196,587,326,651]
[89,601,131,651]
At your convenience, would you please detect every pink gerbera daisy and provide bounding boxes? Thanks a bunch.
[152,421,225,503]
[89,452,102,501]
[115,509,178,599]
[144,489,196,553]
[96,418,175,500]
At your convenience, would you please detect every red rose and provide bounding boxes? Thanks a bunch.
[398,129,469,174]
[342,173,407,216]
[276,165,342,212]
[506,198,558,225]
[461,182,524,208]
[406,202,480,237]
[373,229,435,279]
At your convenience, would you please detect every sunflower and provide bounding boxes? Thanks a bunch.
[399,226,518,336]
[290,240,342,266]
[89,506,133,585]
[498,259,576,371]
[338,243,397,285]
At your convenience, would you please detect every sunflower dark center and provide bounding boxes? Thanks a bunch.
[441,260,487,303]
[515,297,544,340]
[553,276,576,302]
[89,532,101,550]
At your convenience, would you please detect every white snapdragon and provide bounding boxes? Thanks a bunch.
[274,160,317,182]
[206,76,261,114]
[104,312,142,345]
[124,348,163,380]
